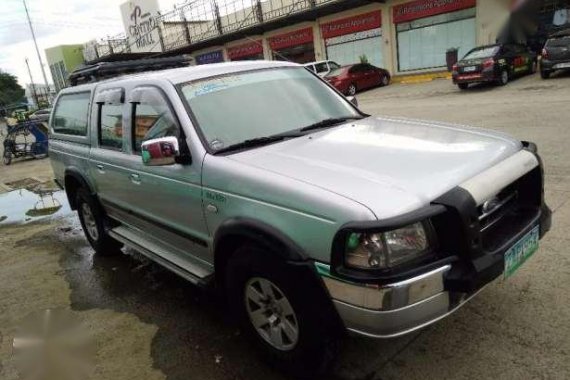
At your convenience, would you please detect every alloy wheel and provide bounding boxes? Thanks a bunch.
[347,84,356,96]
[245,277,299,351]
[81,203,99,241]
[501,70,509,85]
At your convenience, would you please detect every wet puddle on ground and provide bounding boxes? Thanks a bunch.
[0,188,72,225]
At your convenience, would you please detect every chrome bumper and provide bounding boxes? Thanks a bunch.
[317,264,485,338]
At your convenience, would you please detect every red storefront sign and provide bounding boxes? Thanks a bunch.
[227,41,263,59]
[320,11,382,39]
[393,0,476,24]
[268,28,314,50]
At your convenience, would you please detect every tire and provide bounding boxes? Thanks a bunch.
[3,151,12,165]
[346,83,357,96]
[458,83,469,90]
[498,70,509,86]
[531,60,538,74]
[226,245,341,378]
[541,70,551,79]
[76,188,123,256]
[381,74,390,87]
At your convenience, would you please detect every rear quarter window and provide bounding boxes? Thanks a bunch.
[52,92,90,136]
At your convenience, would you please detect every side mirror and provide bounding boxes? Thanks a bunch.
[141,136,180,166]
[347,96,358,107]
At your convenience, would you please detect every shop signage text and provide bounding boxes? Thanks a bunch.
[268,28,314,50]
[120,0,162,53]
[325,28,382,47]
[195,50,224,65]
[227,41,264,59]
[321,11,382,39]
[393,0,476,23]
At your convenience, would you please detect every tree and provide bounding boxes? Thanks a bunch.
[0,70,25,107]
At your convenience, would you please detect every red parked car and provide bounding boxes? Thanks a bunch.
[324,63,391,95]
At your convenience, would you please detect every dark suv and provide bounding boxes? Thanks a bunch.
[541,32,570,79]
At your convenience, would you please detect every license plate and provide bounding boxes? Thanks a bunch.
[504,226,539,278]
[463,66,477,72]
[554,62,570,69]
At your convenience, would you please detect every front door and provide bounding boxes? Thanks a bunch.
[118,86,211,267]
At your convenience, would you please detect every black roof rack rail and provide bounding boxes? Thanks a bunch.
[69,55,193,86]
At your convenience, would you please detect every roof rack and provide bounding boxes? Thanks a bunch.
[69,55,193,86]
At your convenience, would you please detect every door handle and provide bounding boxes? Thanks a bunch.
[130,173,141,185]
[96,164,105,173]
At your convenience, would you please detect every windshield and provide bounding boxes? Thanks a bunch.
[180,67,359,152]
[326,67,346,77]
[463,46,500,60]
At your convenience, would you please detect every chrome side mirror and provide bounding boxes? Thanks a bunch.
[141,136,180,166]
[347,96,358,107]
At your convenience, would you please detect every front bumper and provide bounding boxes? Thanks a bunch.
[319,148,552,338]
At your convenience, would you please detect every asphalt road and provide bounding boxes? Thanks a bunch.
[0,71,569,380]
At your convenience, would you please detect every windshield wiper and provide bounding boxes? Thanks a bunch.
[214,132,303,155]
[300,116,363,132]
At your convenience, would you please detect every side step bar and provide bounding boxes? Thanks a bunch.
[109,225,214,287]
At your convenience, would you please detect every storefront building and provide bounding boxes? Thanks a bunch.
[320,10,383,67]
[393,0,477,72]
[268,27,316,63]
[176,0,512,77]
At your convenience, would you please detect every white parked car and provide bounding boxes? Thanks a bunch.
[304,60,341,77]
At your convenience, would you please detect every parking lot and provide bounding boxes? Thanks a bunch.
[1,72,570,380]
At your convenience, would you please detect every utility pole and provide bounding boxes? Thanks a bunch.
[25,58,40,109]
[22,0,50,103]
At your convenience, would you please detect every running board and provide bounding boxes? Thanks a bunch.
[109,225,214,287]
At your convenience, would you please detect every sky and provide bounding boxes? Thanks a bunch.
[0,0,181,87]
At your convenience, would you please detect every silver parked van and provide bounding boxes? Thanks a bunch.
[49,61,551,377]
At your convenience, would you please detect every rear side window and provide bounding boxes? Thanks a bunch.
[547,37,570,47]
[52,92,90,136]
[96,88,125,150]
[99,104,124,150]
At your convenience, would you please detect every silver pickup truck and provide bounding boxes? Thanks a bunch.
[49,61,551,377]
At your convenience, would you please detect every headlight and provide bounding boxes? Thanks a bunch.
[344,222,430,270]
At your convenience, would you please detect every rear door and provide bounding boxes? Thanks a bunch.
[89,86,133,215]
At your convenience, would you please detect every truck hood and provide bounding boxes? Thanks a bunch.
[229,116,522,219]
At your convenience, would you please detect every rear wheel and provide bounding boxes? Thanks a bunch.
[458,83,469,90]
[541,70,551,79]
[498,69,509,86]
[347,83,357,96]
[3,151,12,165]
[76,188,122,256]
[226,245,341,378]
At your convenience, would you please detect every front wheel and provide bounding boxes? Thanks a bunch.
[76,188,122,256]
[226,246,341,378]
[381,75,390,87]
[346,83,357,96]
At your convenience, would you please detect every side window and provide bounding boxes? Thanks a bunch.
[52,92,90,136]
[131,87,180,153]
[96,88,125,150]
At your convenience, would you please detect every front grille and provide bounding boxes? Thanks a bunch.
[478,168,542,253]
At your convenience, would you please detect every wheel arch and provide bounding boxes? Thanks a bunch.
[213,217,307,284]
[64,168,95,210]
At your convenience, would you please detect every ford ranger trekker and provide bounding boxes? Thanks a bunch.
[49,61,551,377]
